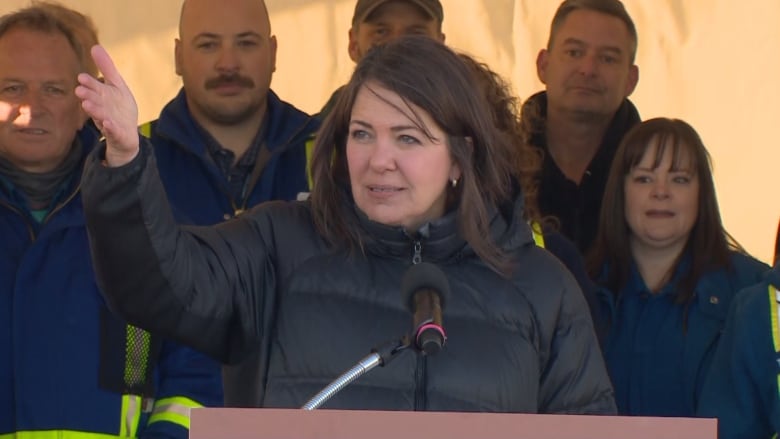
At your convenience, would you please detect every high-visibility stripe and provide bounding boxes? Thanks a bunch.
[771,285,780,400]
[1,391,199,437]
[0,431,128,439]
[530,221,545,248]
[119,394,142,437]
[148,396,203,430]
[139,122,152,138]
[305,136,316,190]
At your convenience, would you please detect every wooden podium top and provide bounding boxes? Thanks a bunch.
[190,407,717,439]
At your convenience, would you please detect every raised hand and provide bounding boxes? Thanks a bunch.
[75,45,139,167]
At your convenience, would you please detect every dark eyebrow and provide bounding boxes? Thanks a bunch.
[561,37,624,55]
[350,120,421,133]
[350,120,371,128]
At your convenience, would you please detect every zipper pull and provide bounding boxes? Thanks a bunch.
[412,240,422,265]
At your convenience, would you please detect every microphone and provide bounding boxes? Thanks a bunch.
[401,262,450,356]
[300,263,449,410]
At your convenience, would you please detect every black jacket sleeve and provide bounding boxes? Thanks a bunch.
[538,268,617,414]
[542,231,607,345]
[82,138,269,364]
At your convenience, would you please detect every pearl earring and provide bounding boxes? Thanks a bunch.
[451,178,458,188]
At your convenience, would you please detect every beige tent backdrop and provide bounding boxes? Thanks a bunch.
[2,0,777,263]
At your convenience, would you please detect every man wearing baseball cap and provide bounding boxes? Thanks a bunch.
[318,0,445,118]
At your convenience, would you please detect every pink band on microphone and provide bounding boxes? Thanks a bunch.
[416,323,446,340]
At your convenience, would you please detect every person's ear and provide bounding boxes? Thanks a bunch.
[536,49,550,84]
[625,64,639,97]
[174,38,183,76]
[348,27,360,63]
[449,137,470,183]
[269,35,278,73]
[536,49,549,84]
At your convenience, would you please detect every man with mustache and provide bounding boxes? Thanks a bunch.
[136,0,319,409]
[523,0,640,253]
[140,0,319,226]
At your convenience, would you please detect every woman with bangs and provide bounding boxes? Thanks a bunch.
[587,117,769,417]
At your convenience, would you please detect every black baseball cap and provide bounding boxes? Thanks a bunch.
[351,0,444,26]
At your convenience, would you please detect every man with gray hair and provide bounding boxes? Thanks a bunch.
[0,2,222,438]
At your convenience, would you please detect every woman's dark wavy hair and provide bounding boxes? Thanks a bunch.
[587,117,742,305]
[457,54,542,225]
[309,36,519,274]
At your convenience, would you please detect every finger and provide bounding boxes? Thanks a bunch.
[74,83,103,103]
[80,98,118,127]
[80,99,100,119]
[76,72,104,91]
[90,44,128,90]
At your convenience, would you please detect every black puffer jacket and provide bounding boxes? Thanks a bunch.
[82,140,616,414]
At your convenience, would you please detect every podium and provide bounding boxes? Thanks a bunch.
[190,408,716,439]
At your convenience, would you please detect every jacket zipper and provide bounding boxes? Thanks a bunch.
[414,355,427,410]
[412,240,422,265]
[411,238,427,409]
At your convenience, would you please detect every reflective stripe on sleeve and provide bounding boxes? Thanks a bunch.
[120,394,142,437]
[148,396,204,430]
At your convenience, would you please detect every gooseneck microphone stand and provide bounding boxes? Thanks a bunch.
[301,336,411,410]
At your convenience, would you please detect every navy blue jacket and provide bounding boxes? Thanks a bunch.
[698,264,780,438]
[140,88,320,225]
[0,127,223,438]
[599,252,768,416]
